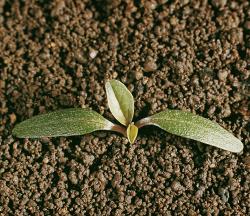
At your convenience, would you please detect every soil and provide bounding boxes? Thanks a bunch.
[0,0,249,215]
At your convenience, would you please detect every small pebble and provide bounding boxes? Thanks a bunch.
[9,113,16,124]
[135,69,143,80]
[112,172,122,188]
[68,171,78,185]
[221,104,231,117]
[218,187,230,202]
[89,49,98,59]
[208,105,216,116]
[143,57,157,72]
[244,156,250,169]
[244,20,250,31]
[211,0,227,9]
[218,70,228,81]
[171,180,182,192]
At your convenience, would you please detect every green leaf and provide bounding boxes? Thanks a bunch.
[135,110,243,153]
[127,123,138,144]
[105,80,134,126]
[13,108,115,138]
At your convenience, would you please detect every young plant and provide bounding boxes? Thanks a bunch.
[13,80,244,153]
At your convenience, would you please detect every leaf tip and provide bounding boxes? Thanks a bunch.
[231,140,244,153]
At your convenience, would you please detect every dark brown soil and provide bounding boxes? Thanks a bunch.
[0,0,249,215]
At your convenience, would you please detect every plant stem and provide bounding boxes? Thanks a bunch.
[111,124,127,137]
[135,117,151,129]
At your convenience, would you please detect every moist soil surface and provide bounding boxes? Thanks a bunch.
[0,0,250,215]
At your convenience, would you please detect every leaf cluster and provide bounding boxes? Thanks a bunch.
[13,80,243,153]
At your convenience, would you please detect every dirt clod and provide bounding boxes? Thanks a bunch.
[143,57,157,72]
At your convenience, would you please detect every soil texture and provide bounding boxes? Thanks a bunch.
[0,0,249,215]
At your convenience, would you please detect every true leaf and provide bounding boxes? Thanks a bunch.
[127,123,138,144]
[105,80,134,126]
[13,108,115,138]
[135,110,243,153]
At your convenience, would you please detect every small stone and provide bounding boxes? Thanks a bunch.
[208,105,216,116]
[144,1,157,10]
[89,49,98,59]
[218,187,229,202]
[51,0,65,17]
[74,50,86,63]
[83,10,93,20]
[244,156,250,169]
[244,20,250,31]
[221,104,231,117]
[68,171,78,185]
[143,57,157,72]
[211,0,227,9]
[93,179,101,192]
[112,172,122,188]
[83,153,95,165]
[112,71,118,79]
[171,180,182,191]
[94,94,102,102]
[13,175,18,184]
[9,113,16,124]
[218,70,228,81]
[43,157,49,164]
[229,28,243,45]
[135,69,143,80]
[151,102,158,110]
[188,209,198,216]
[195,187,205,198]
[125,196,132,204]
[170,16,178,26]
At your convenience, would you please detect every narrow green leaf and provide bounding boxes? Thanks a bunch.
[13,108,114,138]
[105,80,134,126]
[135,110,243,153]
[127,123,138,144]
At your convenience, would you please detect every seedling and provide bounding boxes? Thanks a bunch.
[13,80,244,153]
